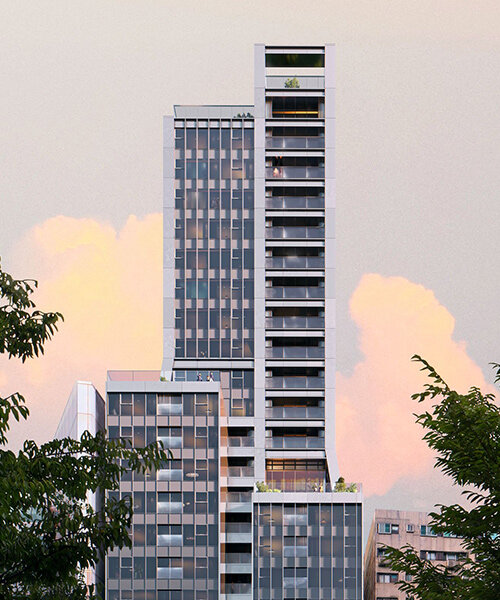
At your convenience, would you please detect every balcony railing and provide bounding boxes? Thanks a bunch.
[265,406,324,419]
[266,166,324,179]
[257,481,360,494]
[157,403,182,416]
[224,523,252,534]
[266,256,324,269]
[266,286,324,299]
[223,553,252,564]
[222,584,252,594]
[266,437,324,449]
[223,436,254,448]
[266,196,324,210]
[266,226,324,240]
[222,466,255,478]
[221,491,252,503]
[158,533,182,546]
[266,376,325,389]
[266,347,324,359]
[266,136,324,149]
[158,469,183,481]
[283,546,308,557]
[157,436,182,448]
[266,316,324,329]
[266,75,325,90]
[157,567,183,579]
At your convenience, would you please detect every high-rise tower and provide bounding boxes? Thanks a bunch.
[106,44,363,600]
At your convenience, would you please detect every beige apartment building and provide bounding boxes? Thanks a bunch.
[364,509,469,600]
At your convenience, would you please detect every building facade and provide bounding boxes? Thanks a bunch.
[364,509,469,600]
[106,44,363,600]
[55,381,106,592]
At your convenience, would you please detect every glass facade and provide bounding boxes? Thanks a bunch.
[106,391,219,600]
[254,502,362,600]
[173,120,254,361]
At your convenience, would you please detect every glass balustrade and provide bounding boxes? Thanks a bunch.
[265,256,324,269]
[157,469,183,481]
[157,402,182,416]
[266,286,325,299]
[265,346,325,359]
[266,376,325,389]
[266,166,324,179]
[266,75,326,90]
[224,523,252,534]
[266,136,324,149]
[266,196,324,209]
[222,583,252,594]
[222,466,255,478]
[283,546,308,558]
[265,316,324,329]
[266,437,324,449]
[265,406,324,419]
[221,491,253,503]
[158,534,183,546]
[284,577,308,589]
[157,567,183,579]
[223,553,252,564]
[266,226,324,240]
[157,436,182,448]
[224,436,254,447]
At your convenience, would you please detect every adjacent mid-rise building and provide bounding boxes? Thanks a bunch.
[55,381,106,592]
[364,509,469,600]
[105,44,363,600]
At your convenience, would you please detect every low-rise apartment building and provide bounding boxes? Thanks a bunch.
[364,509,469,600]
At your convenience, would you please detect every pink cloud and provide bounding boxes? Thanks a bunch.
[336,273,495,496]
[2,214,163,449]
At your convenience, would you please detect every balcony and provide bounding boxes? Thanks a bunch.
[157,435,182,448]
[266,166,324,179]
[265,316,324,329]
[266,346,324,359]
[266,136,324,149]
[223,553,252,564]
[265,406,324,419]
[221,583,252,595]
[224,436,254,448]
[266,376,325,389]
[221,491,252,503]
[283,546,308,557]
[266,75,325,90]
[266,437,324,449]
[224,523,252,535]
[266,196,324,210]
[266,256,324,269]
[266,226,324,240]
[266,286,324,299]
[222,466,255,478]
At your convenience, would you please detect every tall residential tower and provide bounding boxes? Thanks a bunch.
[106,44,363,600]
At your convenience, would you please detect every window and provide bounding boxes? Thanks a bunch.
[420,525,437,537]
[406,523,415,533]
[377,573,398,583]
[377,522,399,535]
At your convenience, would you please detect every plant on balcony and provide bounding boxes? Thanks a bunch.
[333,477,358,493]
[284,77,300,89]
[255,481,280,493]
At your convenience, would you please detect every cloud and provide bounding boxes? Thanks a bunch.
[1,214,163,449]
[336,273,495,496]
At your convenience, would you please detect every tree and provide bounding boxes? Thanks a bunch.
[0,263,170,599]
[384,355,500,600]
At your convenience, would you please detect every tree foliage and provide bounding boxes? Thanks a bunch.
[385,355,500,600]
[0,262,170,599]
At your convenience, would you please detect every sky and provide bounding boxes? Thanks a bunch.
[1,0,500,538]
